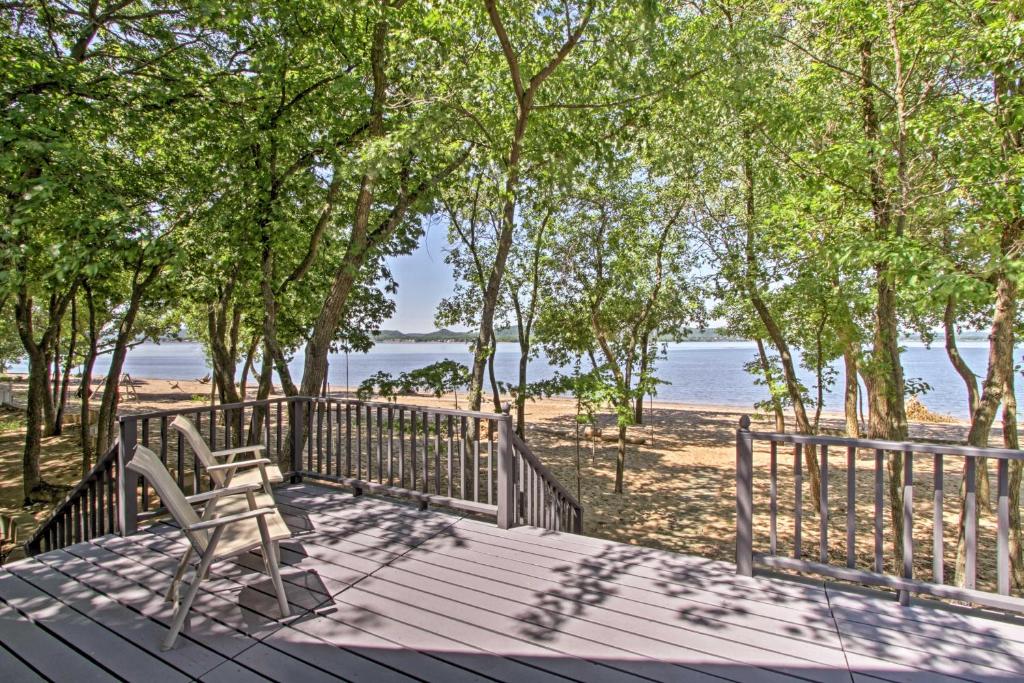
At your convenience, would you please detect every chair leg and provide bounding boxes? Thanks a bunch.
[163,531,223,651]
[165,546,193,603]
[262,539,290,618]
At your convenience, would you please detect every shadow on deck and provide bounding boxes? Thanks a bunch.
[2,482,1023,682]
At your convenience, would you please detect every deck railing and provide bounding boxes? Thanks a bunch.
[25,441,119,555]
[26,396,581,555]
[512,432,583,533]
[735,416,1024,613]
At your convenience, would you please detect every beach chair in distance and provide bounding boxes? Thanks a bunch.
[171,415,284,489]
[127,445,291,650]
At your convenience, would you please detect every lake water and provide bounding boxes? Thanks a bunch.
[11,339,1010,420]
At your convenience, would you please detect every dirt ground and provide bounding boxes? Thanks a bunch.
[0,376,1013,595]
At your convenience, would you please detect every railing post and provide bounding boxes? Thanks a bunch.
[118,416,138,536]
[736,415,754,576]
[497,404,516,530]
[290,399,305,484]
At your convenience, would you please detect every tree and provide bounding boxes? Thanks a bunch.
[541,168,703,493]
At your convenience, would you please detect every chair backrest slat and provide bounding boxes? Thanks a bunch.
[127,445,202,541]
[172,416,225,486]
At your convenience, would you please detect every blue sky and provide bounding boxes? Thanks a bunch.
[382,222,457,332]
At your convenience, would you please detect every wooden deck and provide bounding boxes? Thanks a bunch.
[3,483,1024,682]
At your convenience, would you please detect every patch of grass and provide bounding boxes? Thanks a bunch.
[0,410,23,433]
[190,394,208,403]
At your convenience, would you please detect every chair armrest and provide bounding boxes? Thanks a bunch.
[205,458,272,473]
[187,507,277,532]
[211,445,266,458]
[185,482,263,504]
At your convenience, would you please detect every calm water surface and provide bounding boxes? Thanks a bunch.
[13,340,1013,420]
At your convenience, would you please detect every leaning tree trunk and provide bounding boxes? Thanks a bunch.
[614,417,627,494]
[842,343,860,437]
[1002,378,1024,589]
[755,336,785,432]
[516,340,529,437]
[944,294,990,509]
[53,298,77,436]
[22,348,49,503]
[954,267,1016,586]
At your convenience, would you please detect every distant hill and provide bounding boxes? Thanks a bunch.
[374,327,741,343]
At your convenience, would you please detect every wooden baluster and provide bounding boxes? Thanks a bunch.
[276,401,283,457]
[108,462,116,533]
[446,415,454,497]
[345,403,352,478]
[965,455,977,590]
[794,443,803,559]
[377,406,384,483]
[769,441,777,556]
[141,418,150,511]
[900,450,914,605]
[487,421,494,505]
[997,457,1010,595]
[335,403,344,479]
[176,420,185,491]
[97,469,105,536]
[326,400,333,476]
[411,410,419,489]
[434,413,441,494]
[934,454,944,584]
[160,416,169,471]
[398,408,406,487]
[387,406,394,486]
[473,417,481,502]
[317,401,325,474]
[820,445,828,563]
[460,416,467,499]
[874,449,884,573]
[356,402,362,480]
[422,410,429,493]
[846,447,856,569]
[368,405,375,483]
[306,402,314,472]
[266,401,274,464]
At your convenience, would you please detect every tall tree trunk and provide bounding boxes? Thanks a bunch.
[615,417,627,494]
[1002,379,1024,590]
[487,332,501,412]
[42,334,56,435]
[516,339,529,437]
[861,33,909,571]
[14,289,72,503]
[53,296,78,436]
[634,332,652,425]
[95,263,161,455]
[842,343,860,437]
[80,286,99,475]
[755,336,785,432]
[944,294,991,509]
[954,267,1017,586]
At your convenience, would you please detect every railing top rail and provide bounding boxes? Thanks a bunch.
[121,395,298,421]
[745,429,1024,461]
[322,395,510,421]
[511,432,582,509]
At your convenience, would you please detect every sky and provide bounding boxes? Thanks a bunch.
[382,220,457,332]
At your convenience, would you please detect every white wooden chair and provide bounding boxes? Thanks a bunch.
[171,415,284,488]
[127,445,291,651]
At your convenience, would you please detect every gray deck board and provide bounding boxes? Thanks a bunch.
[8,482,1024,682]
[0,641,46,682]
[0,567,189,682]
